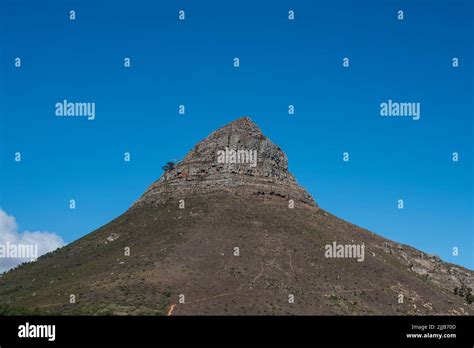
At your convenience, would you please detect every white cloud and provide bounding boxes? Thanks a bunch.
[0,209,65,273]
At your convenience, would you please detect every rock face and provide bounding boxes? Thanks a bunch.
[134,117,316,208]
[379,242,474,306]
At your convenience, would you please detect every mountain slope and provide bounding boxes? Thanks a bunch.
[0,117,472,315]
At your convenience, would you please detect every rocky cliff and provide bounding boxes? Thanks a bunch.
[133,117,316,208]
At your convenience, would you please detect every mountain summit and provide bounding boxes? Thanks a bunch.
[134,117,316,208]
[0,117,472,315]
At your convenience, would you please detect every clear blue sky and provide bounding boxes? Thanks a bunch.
[0,0,473,268]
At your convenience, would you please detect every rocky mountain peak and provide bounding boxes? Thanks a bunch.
[221,116,261,130]
[133,117,316,207]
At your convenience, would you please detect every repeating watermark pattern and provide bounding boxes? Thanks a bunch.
[0,241,38,261]
[55,99,96,120]
[1,2,471,324]
[325,241,365,262]
[217,147,257,168]
[380,99,421,121]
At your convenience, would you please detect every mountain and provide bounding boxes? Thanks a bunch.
[0,117,472,315]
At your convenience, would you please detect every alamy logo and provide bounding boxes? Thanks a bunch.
[325,241,365,262]
[217,147,257,168]
[18,322,56,341]
[55,99,96,120]
[0,242,38,261]
[380,99,420,120]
